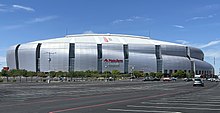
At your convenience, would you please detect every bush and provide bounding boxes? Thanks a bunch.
[149,72,156,77]
[133,70,143,78]
[172,70,186,78]
[156,72,163,78]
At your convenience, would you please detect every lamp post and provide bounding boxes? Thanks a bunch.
[45,52,56,83]
[105,65,108,82]
[45,52,56,71]
[130,65,134,81]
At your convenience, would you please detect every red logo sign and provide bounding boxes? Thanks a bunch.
[104,59,123,63]
[103,37,112,42]
[104,37,109,42]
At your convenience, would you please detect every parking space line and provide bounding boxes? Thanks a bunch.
[48,93,177,113]
[127,105,220,111]
[141,102,220,107]
[108,109,182,113]
[166,100,220,104]
[170,99,196,101]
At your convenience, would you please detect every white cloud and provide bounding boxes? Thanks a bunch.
[83,30,95,34]
[27,16,57,23]
[112,19,124,24]
[0,4,34,13]
[112,16,151,24]
[4,24,23,30]
[3,16,58,30]
[203,49,220,58]
[175,40,189,45]
[175,39,220,49]
[203,4,220,11]
[187,14,217,21]
[12,4,35,12]
[200,40,220,48]
[173,25,184,29]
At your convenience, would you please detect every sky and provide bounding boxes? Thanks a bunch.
[0,0,220,74]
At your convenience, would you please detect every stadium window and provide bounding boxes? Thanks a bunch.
[164,70,167,74]
[169,70,173,74]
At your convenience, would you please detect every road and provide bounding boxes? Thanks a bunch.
[0,80,219,113]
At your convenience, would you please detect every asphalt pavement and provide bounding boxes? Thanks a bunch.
[0,80,219,113]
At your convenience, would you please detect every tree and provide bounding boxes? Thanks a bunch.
[112,70,120,80]
[20,69,28,82]
[149,72,156,77]
[67,71,75,81]
[172,70,186,78]
[27,71,36,82]
[133,70,143,78]
[186,72,193,78]
[37,72,46,82]
[1,69,9,82]
[18,69,28,82]
[74,71,86,80]
[103,71,111,78]
[85,70,92,77]
[90,71,100,79]
[0,72,3,82]
[144,73,149,77]
[9,69,22,82]
[56,71,66,77]
[49,71,56,78]
[156,72,163,78]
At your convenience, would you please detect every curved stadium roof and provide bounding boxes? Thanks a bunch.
[29,34,184,46]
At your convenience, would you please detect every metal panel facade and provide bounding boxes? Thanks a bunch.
[40,43,69,72]
[192,58,213,72]
[129,44,156,73]
[102,44,124,73]
[163,55,191,71]
[75,43,97,71]
[18,43,38,71]
[190,47,204,60]
[6,45,17,70]
[161,45,187,57]
[6,34,214,74]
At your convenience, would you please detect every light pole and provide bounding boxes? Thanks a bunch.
[105,65,108,82]
[45,52,56,71]
[130,65,134,81]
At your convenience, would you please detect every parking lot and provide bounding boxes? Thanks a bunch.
[0,80,219,113]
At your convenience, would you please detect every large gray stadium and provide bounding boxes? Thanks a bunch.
[7,34,214,76]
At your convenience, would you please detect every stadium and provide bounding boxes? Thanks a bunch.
[6,34,214,76]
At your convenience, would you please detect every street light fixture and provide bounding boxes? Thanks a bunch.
[45,52,56,71]
[130,65,135,81]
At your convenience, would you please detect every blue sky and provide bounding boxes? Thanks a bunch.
[0,0,220,74]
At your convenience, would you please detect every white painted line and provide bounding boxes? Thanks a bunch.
[108,109,182,113]
[127,105,220,111]
[167,100,220,104]
[171,99,196,101]
[141,102,220,107]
